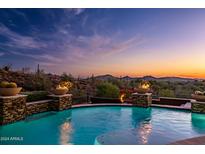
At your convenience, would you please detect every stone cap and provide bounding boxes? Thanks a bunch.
[132,92,152,96]
[49,94,72,98]
[0,94,27,99]
[160,97,191,101]
[26,99,53,105]
[191,99,205,104]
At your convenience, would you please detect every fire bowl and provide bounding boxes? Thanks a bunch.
[0,87,22,96]
[135,88,150,94]
[53,88,68,95]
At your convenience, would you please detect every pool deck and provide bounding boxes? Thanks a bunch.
[170,135,205,145]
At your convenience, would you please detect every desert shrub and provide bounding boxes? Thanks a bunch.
[60,73,74,82]
[96,82,120,98]
[23,73,53,91]
[72,96,88,104]
[159,89,175,97]
[107,78,123,88]
[1,64,12,72]
[21,91,49,102]
[0,81,17,88]
[0,81,9,88]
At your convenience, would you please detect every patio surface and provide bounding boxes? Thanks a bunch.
[171,135,205,145]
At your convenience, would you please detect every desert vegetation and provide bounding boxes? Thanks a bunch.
[96,82,120,98]
[1,64,205,101]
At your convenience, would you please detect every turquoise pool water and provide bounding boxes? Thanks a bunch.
[1,106,205,145]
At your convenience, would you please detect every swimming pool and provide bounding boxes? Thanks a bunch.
[1,106,205,145]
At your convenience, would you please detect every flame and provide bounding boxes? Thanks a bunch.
[141,83,150,89]
[56,81,73,90]
[120,94,126,103]
[139,81,150,90]
[56,84,68,90]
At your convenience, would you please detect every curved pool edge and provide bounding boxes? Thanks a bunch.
[1,103,205,145]
[72,103,191,111]
[1,103,190,127]
[72,103,133,109]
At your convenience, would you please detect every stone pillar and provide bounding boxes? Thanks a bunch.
[131,93,152,107]
[191,100,205,113]
[49,94,72,111]
[0,95,27,125]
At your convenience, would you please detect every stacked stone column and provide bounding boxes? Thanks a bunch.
[191,100,205,113]
[49,94,72,111]
[0,95,27,125]
[131,93,152,107]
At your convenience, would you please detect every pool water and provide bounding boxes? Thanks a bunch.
[1,106,205,145]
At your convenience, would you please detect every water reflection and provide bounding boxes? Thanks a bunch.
[131,107,152,127]
[138,121,152,144]
[191,113,205,134]
[59,111,73,145]
[131,107,152,144]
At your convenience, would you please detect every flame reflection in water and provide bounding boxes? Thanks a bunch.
[60,121,73,145]
[138,122,152,144]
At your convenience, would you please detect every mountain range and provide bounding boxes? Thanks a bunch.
[94,74,199,82]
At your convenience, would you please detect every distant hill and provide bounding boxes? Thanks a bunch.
[156,77,195,82]
[95,74,118,80]
[95,74,196,82]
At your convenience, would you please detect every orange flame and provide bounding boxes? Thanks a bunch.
[56,81,73,90]
[141,83,150,89]
[120,94,126,103]
[139,81,150,90]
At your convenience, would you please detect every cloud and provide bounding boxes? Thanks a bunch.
[0,23,47,50]
[0,9,147,75]
[0,52,5,56]
[10,51,62,63]
[66,33,146,62]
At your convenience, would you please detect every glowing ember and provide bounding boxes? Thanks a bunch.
[120,94,126,103]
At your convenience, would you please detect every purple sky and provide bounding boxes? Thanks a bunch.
[0,9,205,78]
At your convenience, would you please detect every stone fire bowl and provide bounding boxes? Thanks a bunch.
[53,88,68,95]
[191,94,205,102]
[135,88,150,94]
[0,87,22,96]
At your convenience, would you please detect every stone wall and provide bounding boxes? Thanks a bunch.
[0,94,72,125]
[191,101,205,113]
[0,95,27,125]
[26,100,53,116]
[26,94,72,115]
[132,93,152,107]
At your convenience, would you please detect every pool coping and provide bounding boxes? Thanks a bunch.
[72,103,191,111]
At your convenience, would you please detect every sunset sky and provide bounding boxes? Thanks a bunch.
[0,9,205,78]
